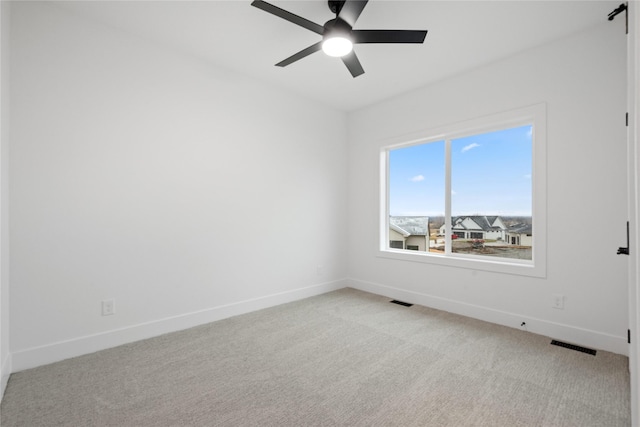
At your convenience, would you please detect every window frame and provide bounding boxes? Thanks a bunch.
[378,104,546,278]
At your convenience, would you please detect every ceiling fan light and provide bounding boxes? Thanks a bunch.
[322,36,353,57]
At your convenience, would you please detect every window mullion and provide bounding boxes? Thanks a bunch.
[444,138,452,255]
[382,150,389,251]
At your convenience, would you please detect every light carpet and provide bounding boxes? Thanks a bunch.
[0,288,631,426]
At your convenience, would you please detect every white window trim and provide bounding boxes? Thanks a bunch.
[378,104,547,278]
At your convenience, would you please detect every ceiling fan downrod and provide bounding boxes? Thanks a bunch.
[328,1,346,15]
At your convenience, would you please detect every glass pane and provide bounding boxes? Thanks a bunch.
[450,125,532,260]
[388,141,445,253]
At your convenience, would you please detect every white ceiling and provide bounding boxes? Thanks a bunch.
[55,0,619,111]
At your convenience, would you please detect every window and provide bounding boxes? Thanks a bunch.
[380,105,546,277]
[389,240,404,249]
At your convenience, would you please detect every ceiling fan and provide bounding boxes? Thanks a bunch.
[251,0,428,78]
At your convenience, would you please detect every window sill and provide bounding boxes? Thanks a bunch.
[377,248,545,278]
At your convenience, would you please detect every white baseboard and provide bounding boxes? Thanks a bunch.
[11,279,347,372]
[1,352,11,401]
[348,278,628,356]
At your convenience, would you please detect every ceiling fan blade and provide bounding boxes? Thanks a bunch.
[352,29,428,44]
[251,0,325,35]
[341,51,365,78]
[275,42,323,67]
[337,0,369,28]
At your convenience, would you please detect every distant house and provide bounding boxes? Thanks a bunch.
[439,216,507,241]
[389,216,429,251]
[506,223,532,246]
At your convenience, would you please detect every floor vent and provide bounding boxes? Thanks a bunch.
[551,340,597,356]
[390,300,413,307]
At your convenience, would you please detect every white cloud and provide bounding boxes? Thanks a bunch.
[451,189,457,196]
[461,143,480,153]
[410,175,425,182]
[524,174,532,179]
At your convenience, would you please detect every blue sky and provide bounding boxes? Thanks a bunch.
[389,125,532,216]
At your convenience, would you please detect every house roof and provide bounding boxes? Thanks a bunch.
[390,224,410,237]
[389,216,429,236]
[451,216,504,232]
[509,223,533,234]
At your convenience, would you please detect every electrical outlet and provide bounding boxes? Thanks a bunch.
[102,299,115,316]
[552,294,564,310]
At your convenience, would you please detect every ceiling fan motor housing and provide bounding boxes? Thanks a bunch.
[323,18,352,39]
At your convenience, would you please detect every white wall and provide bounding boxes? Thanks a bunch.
[347,21,629,354]
[0,0,11,398]
[9,2,348,370]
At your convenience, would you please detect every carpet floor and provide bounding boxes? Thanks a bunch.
[0,288,631,426]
